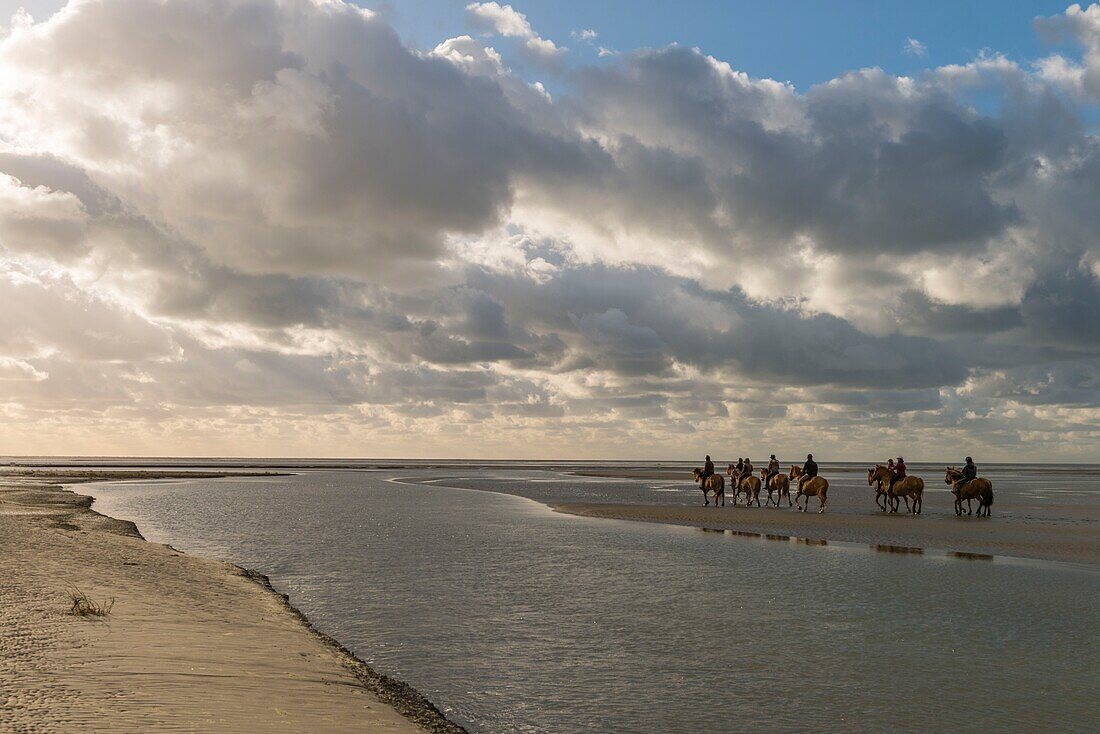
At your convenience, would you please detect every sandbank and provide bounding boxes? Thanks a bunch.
[552,502,1099,564]
[0,472,464,733]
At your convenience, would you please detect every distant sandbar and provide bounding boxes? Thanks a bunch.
[552,502,1100,565]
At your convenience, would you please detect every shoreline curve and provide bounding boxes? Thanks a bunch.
[0,469,467,733]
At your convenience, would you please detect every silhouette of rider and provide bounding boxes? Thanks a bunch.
[800,454,818,488]
[960,456,977,486]
[701,455,715,483]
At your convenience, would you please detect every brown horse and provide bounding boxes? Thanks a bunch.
[761,467,792,507]
[727,464,762,507]
[867,465,923,514]
[944,468,993,517]
[789,465,828,513]
[741,474,762,507]
[866,467,890,511]
[693,467,725,507]
[726,465,742,505]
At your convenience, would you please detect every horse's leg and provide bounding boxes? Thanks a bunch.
[955,498,961,516]
[967,498,973,516]
[904,496,912,514]
[818,493,826,513]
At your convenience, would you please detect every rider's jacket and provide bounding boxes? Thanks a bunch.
[767,459,780,472]
[961,461,977,481]
[802,459,818,477]
[893,461,907,478]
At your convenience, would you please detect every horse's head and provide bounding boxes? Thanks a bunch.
[692,467,702,482]
[788,465,800,479]
[944,467,959,484]
[867,465,884,485]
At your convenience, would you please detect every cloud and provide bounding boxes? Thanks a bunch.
[903,37,927,57]
[0,0,592,280]
[571,28,597,43]
[1035,3,1100,100]
[2,0,1100,458]
[466,2,566,65]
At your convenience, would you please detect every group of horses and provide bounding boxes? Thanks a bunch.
[692,463,995,517]
[692,464,829,513]
[866,465,994,517]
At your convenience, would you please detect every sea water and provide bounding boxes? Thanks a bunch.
[85,467,1099,733]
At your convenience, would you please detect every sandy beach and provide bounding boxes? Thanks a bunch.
[552,502,1100,564]
[0,471,463,733]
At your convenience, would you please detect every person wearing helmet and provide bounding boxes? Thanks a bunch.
[802,453,818,478]
[961,456,977,484]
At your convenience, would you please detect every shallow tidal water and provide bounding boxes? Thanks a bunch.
[86,468,1099,733]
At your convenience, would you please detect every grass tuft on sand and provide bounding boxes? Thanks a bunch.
[67,588,115,617]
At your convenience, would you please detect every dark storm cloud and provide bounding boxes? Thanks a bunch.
[468,264,967,389]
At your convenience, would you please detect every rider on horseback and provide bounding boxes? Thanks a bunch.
[701,455,715,484]
[765,454,780,488]
[952,456,977,492]
[800,454,818,488]
[889,456,906,491]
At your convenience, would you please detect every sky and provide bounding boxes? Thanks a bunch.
[2,2,1100,461]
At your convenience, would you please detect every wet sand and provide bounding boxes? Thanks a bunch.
[0,472,463,733]
[552,503,1100,564]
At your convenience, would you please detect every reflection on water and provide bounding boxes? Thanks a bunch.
[874,544,925,555]
[86,470,1100,734]
[951,551,995,561]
